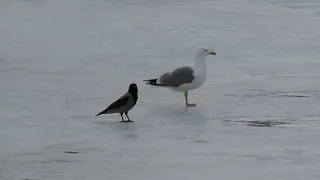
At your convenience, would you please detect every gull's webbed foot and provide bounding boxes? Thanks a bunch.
[185,103,197,108]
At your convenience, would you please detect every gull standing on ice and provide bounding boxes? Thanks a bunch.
[143,48,216,107]
[95,83,138,122]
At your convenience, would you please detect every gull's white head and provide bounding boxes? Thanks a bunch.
[196,48,216,58]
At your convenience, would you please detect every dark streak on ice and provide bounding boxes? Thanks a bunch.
[63,151,80,154]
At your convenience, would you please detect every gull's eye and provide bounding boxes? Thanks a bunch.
[205,49,207,51]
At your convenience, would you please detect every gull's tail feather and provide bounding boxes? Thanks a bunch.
[143,79,164,86]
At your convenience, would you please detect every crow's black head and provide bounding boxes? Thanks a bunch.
[128,83,138,102]
[128,83,138,93]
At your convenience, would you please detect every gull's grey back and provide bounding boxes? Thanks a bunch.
[159,66,195,87]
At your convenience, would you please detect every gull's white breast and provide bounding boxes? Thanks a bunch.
[176,60,207,91]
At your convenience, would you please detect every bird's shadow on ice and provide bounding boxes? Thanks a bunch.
[94,119,138,139]
[150,105,209,125]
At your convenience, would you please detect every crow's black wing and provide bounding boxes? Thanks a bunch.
[96,95,130,116]
[106,96,130,111]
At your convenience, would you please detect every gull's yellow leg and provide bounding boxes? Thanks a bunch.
[184,90,188,106]
[184,90,196,107]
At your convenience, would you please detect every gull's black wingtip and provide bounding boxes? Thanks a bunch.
[143,79,159,85]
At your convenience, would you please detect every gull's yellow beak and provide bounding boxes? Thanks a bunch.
[209,51,216,55]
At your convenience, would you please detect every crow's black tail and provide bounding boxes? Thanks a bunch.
[143,79,164,86]
[95,109,108,117]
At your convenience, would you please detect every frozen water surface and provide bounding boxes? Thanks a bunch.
[1,0,320,179]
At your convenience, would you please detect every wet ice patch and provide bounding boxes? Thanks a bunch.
[228,89,320,99]
[222,117,292,127]
[238,118,291,127]
[273,93,310,98]
[244,120,290,127]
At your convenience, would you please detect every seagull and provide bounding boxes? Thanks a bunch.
[143,48,216,108]
[95,83,138,122]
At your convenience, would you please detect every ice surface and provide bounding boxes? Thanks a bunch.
[1,0,320,179]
